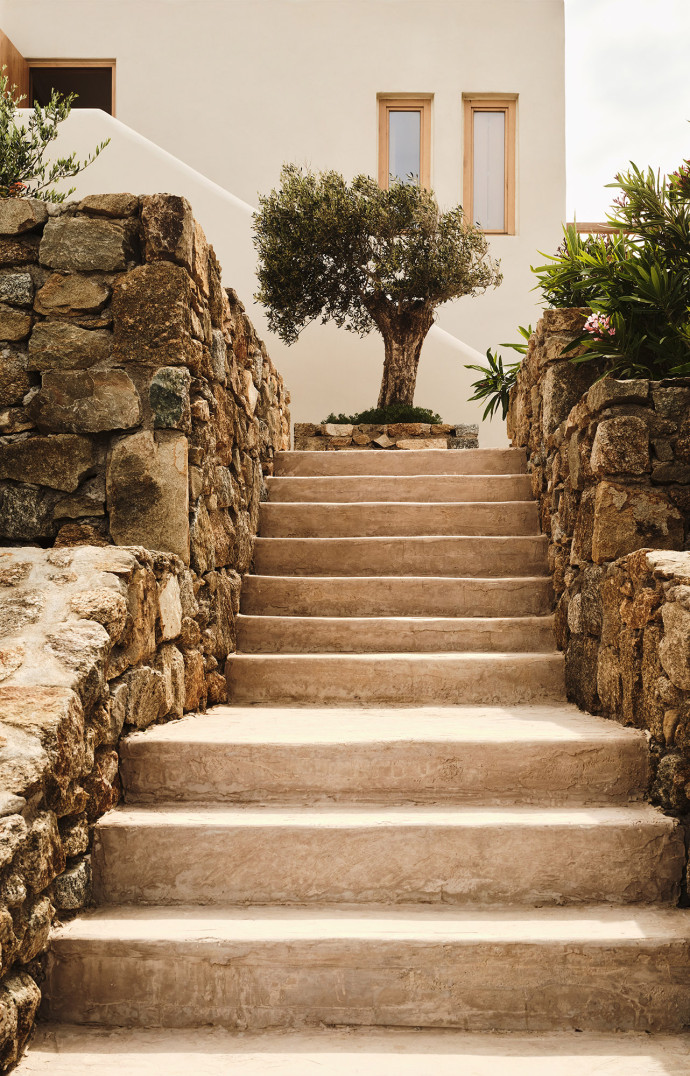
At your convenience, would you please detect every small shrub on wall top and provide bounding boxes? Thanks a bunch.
[323,404,442,425]
[532,160,690,379]
[0,67,109,202]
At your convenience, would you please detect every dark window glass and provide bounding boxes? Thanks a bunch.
[30,67,112,114]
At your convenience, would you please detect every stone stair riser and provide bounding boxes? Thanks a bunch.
[274,448,529,477]
[258,502,539,538]
[240,577,553,618]
[226,653,566,705]
[236,614,557,654]
[44,934,690,1032]
[266,475,533,503]
[92,810,682,906]
[252,536,549,578]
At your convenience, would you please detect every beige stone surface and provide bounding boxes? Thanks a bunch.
[40,217,129,272]
[240,575,553,617]
[0,199,47,236]
[259,501,539,538]
[266,474,533,503]
[93,802,681,906]
[120,703,648,806]
[16,1027,690,1075]
[236,613,557,653]
[226,652,565,705]
[252,534,549,578]
[107,430,189,561]
[42,904,690,1031]
[275,448,527,476]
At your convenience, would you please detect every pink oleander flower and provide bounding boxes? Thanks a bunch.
[584,313,615,341]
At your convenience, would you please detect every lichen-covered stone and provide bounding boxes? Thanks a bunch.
[79,193,139,218]
[0,272,33,307]
[28,369,141,433]
[149,366,191,429]
[34,273,110,317]
[141,193,194,273]
[0,346,30,406]
[27,320,111,370]
[0,199,47,236]
[592,482,683,563]
[590,415,650,476]
[40,216,130,272]
[0,485,57,541]
[53,856,91,911]
[112,261,197,367]
[0,434,94,492]
[586,378,650,413]
[0,303,31,341]
[107,430,189,562]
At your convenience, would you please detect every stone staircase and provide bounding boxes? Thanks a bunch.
[20,448,690,1073]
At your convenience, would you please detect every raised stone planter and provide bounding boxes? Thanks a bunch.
[294,421,479,451]
[508,306,690,824]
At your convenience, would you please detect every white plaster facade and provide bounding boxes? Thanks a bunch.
[0,0,566,445]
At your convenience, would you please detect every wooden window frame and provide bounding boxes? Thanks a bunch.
[26,59,117,116]
[463,95,516,235]
[378,96,432,190]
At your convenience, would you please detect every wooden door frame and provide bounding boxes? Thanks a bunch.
[26,59,116,115]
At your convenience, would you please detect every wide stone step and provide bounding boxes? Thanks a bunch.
[259,501,539,537]
[17,1027,690,1076]
[274,447,528,476]
[240,576,553,618]
[43,904,690,1031]
[225,652,565,705]
[92,804,682,907]
[236,614,557,653]
[120,704,649,807]
[266,474,533,503]
[252,535,549,577]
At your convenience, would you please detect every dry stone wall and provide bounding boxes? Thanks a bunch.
[0,194,289,1069]
[295,421,478,451]
[508,309,690,821]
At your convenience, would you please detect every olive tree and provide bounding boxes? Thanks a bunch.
[253,165,503,408]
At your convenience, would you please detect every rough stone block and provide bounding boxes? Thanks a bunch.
[53,857,91,911]
[27,321,111,370]
[0,485,57,541]
[107,430,189,562]
[28,369,141,433]
[34,273,110,317]
[652,461,690,484]
[141,194,194,273]
[210,329,227,384]
[590,415,650,476]
[112,262,197,367]
[540,308,589,333]
[53,475,106,520]
[78,193,139,218]
[659,602,690,690]
[542,361,596,438]
[0,198,47,236]
[149,366,191,429]
[0,303,31,341]
[591,481,684,564]
[0,235,39,266]
[40,216,129,272]
[396,437,443,450]
[155,643,185,718]
[651,385,690,417]
[322,423,353,437]
[0,434,94,491]
[0,346,30,406]
[158,575,182,640]
[0,971,40,1069]
[0,272,33,307]
[587,378,650,414]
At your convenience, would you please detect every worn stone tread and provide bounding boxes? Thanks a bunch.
[265,474,533,503]
[16,1027,690,1074]
[274,448,528,476]
[258,501,540,537]
[252,534,549,577]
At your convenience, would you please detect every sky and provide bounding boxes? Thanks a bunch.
[565,0,690,221]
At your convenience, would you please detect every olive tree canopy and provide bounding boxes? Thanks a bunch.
[253,165,502,408]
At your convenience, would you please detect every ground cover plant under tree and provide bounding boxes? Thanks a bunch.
[253,165,502,408]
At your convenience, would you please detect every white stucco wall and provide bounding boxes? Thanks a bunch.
[0,0,566,445]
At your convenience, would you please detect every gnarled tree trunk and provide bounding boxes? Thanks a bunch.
[376,306,434,408]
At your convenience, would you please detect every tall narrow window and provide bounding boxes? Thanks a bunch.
[378,97,431,189]
[463,97,516,234]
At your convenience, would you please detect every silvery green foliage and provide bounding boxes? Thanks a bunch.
[0,67,109,203]
[253,165,502,346]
